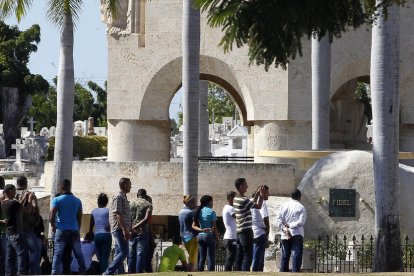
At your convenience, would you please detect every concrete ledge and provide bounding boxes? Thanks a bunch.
[44,161,295,215]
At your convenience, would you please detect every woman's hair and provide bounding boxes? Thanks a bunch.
[97,193,109,207]
[194,195,213,226]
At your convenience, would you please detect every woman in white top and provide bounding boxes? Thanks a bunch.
[88,193,111,274]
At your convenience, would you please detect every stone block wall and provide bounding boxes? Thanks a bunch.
[43,161,295,216]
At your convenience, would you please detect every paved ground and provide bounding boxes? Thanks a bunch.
[144,273,414,276]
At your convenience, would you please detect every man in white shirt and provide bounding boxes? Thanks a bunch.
[222,191,237,271]
[276,189,306,272]
[251,185,270,271]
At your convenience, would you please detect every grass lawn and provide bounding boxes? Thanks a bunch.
[132,273,414,276]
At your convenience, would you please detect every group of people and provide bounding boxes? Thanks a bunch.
[0,174,306,275]
[177,177,307,273]
[0,176,49,276]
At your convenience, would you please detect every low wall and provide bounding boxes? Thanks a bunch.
[44,161,295,216]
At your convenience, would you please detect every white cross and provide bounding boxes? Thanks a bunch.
[11,139,26,163]
[27,117,36,137]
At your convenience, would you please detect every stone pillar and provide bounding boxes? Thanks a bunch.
[199,81,211,156]
[107,119,170,161]
[254,120,312,163]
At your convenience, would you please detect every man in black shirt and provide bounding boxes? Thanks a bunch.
[0,184,28,276]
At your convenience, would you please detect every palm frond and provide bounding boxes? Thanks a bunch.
[46,0,83,29]
[0,0,33,22]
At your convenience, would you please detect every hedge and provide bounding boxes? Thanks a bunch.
[47,136,107,161]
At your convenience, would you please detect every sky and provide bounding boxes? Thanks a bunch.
[4,0,181,120]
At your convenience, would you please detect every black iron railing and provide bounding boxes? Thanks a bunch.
[311,235,414,273]
[198,156,254,163]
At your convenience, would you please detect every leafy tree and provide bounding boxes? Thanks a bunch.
[170,118,179,135]
[88,80,107,127]
[195,0,404,70]
[73,82,94,121]
[177,83,239,126]
[29,79,107,131]
[0,21,49,155]
[354,82,372,124]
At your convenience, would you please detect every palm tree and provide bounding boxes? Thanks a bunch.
[182,0,200,197]
[370,2,402,271]
[199,80,210,156]
[0,0,117,199]
[311,35,331,150]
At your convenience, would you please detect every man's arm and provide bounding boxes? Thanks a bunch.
[49,206,58,232]
[132,208,152,230]
[115,213,131,240]
[77,205,83,230]
[289,206,306,229]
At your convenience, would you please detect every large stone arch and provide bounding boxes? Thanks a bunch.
[108,55,251,161]
[139,55,251,125]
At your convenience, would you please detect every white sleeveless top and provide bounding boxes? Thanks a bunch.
[91,207,110,234]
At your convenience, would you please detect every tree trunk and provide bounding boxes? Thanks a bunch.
[182,0,200,197]
[199,80,210,156]
[51,13,75,198]
[371,2,402,271]
[311,35,331,150]
[1,87,20,157]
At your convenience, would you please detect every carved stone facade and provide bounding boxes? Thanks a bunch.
[104,1,414,162]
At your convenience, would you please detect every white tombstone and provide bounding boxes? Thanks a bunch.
[20,127,29,138]
[49,126,56,137]
[227,125,248,157]
[73,121,84,136]
[39,127,50,138]
[27,117,36,137]
[11,139,26,171]
[94,127,107,137]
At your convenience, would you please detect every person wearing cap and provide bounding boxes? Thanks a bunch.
[178,195,198,271]
[275,188,307,272]
[222,191,237,271]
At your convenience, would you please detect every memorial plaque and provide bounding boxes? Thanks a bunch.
[329,188,356,217]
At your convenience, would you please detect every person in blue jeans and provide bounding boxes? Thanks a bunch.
[276,189,306,272]
[49,179,86,275]
[192,195,218,272]
[103,178,132,275]
[88,193,112,274]
[128,189,152,273]
[1,184,28,276]
[251,185,270,271]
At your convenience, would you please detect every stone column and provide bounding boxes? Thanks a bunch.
[199,81,211,156]
[254,120,312,163]
[107,119,170,161]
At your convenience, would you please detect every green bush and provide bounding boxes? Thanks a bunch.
[47,136,107,161]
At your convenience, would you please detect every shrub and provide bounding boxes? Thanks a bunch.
[47,136,107,161]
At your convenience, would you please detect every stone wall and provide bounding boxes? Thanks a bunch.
[43,161,295,216]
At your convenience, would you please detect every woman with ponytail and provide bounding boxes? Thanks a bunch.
[192,195,218,271]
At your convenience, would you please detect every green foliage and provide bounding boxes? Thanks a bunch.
[170,118,179,135]
[196,0,405,70]
[88,81,107,127]
[0,21,49,96]
[47,136,107,161]
[208,83,238,123]
[354,82,372,123]
[28,86,57,132]
[29,80,108,131]
[176,83,239,126]
[73,82,94,121]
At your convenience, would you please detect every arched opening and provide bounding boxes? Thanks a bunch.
[330,76,371,149]
[169,80,247,159]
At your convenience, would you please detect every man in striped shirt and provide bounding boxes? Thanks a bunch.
[233,178,265,271]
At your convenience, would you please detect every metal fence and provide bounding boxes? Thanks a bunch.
[311,235,414,273]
